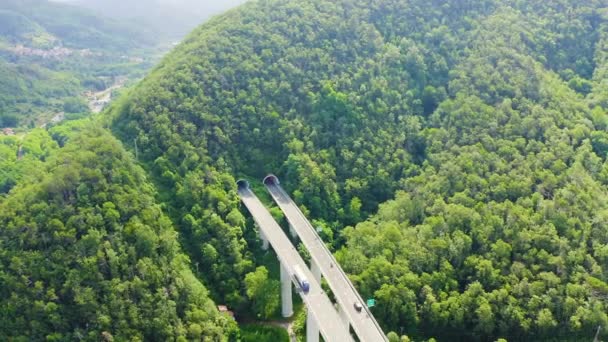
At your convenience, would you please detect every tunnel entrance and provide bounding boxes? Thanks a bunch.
[236,179,250,190]
[263,174,280,186]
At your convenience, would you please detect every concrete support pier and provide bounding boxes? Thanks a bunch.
[257,224,269,250]
[289,223,297,239]
[280,263,293,318]
[306,310,320,342]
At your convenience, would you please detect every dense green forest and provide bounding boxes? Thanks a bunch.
[108,0,608,340]
[2,0,608,340]
[0,124,238,340]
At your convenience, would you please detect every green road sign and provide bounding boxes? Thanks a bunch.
[367,299,376,308]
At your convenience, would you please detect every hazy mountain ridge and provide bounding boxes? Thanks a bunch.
[0,0,163,127]
[59,0,250,40]
[2,0,154,50]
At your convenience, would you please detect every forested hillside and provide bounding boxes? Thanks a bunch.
[110,0,608,340]
[0,125,237,340]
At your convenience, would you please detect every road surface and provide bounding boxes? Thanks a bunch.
[264,176,388,342]
[88,79,125,113]
[237,183,353,342]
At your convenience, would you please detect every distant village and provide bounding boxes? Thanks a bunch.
[2,128,15,136]
[7,45,97,59]
[6,45,147,65]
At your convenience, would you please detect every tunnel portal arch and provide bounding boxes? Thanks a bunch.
[263,174,280,186]
[236,179,250,190]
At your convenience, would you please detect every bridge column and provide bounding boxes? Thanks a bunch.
[289,223,297,239]
[306,310,319,342]
[280,263,293,318]
[260,231,269,250]
[310,259,321,283]
[255,223,269,250]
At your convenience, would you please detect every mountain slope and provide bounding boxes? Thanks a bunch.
[109,0,608,340]
[0,9,56,48]
[337,7,608,340]
[0,60,82,126]
[0,127,237,340]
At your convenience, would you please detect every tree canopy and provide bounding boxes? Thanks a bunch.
[0,126,237,340]
[3,0,605,340]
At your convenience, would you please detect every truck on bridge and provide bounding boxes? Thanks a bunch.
[293,265,310,293]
